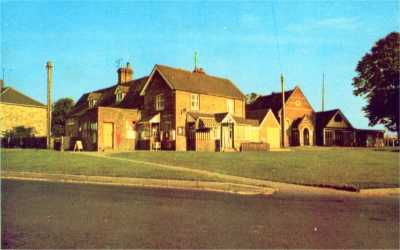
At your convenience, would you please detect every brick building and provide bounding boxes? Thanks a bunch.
[67,64,281,151]
[0,80,48,137]
[247,86,315,146]
[66,63,148,151]
[137,64,277,151]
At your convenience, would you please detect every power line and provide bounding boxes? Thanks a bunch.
[271,1,283,72]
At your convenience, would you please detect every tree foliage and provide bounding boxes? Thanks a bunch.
[3,126,36,138]
[245,92,260,104]
[352,32,400,136]
[52,98,75,136]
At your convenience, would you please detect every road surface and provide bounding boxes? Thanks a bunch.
[2,179,399,249]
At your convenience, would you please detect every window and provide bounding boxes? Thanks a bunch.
[334,114,343,122]
[227,99,234,113]
[88,99,97,108]
[116,92,126,103]
[191,94,199,111]
[156,94,164,111]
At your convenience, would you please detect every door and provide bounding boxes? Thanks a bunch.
[222,124,233,150]
[266,127,280,148]
[303,128,310,146]
[103,122,114,149]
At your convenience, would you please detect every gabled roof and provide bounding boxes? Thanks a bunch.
[187,112,259,127]
[246,88,295,116]
[69,76,148,117]
[315,109,353,129]
[141,64,245,100]
[0,86,46,108]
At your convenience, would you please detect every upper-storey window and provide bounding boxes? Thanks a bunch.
[227,99,234,114]
[116,92,126,103]
[191,94,199,111]
[156,94,164,111]
[88,99,97,108]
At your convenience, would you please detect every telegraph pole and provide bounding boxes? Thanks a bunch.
[321,73,325,111]
[194,51,198,70]
[281,73,286,148]
[46,61,53,149]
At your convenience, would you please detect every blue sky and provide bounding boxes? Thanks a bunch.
[1,0,398,129]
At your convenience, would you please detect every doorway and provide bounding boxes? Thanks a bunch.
[303,128,310,146]
[103,122,114,149]
[221,123,233,150]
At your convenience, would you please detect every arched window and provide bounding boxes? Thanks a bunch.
[334,114,343,122]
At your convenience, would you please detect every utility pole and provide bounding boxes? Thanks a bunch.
[321,72,325,111]
[281,73,286,148]
[46,61,53,149]
[194,51,198,70]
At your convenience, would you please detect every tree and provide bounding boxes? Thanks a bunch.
[352,32,400,138]
[245,92,260,104]
[52,98,75,136]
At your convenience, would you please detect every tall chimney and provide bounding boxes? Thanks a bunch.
[117,62,133,84]
[0,79,3,92]
[280,73,286,148]
[46,61,53,148]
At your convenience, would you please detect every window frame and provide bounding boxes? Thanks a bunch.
[190,94,200,111]
[227,99,234,114]
[155,93,165,111]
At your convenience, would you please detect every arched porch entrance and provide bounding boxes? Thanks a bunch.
[303,128,310,146]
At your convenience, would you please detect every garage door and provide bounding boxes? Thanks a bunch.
[103,122,114,149]
[266,127,280,148]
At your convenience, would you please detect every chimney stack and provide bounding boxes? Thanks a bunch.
[0,79,3,92]
[117,62,133,84]
[46,61,53,149]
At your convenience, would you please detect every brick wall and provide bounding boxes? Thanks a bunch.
[98,107,140,151]
[0,102,47,136]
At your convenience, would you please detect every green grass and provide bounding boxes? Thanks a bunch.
[0,149,222,182]
[112,148,400,189]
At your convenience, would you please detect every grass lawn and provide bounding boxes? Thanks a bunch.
[0,149,222,182]
[112,148,400,189]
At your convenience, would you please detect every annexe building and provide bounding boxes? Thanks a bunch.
[0,80,48,137]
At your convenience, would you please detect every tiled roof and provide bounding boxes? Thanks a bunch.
[188,112,259,127]
[154,64,245,100]
[246,109,270,123]
[246,88,294,116]
[315,109,340,130]
[0,87,46,107]
[69,76,148,117]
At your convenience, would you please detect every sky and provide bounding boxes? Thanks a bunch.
[1,0,399,130]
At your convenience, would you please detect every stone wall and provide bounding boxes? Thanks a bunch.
[0,102,47,136]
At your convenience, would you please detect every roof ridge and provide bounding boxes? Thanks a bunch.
[1,87,46,107]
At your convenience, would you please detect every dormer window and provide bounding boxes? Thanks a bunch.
[88,99,97,108]
[116,92,126,103]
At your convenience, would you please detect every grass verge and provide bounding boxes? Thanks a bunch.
[111,148,400,189]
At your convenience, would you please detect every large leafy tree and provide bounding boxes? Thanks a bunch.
[352,32,400,138]
[52,98,75,136]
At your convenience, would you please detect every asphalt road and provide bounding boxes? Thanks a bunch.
[2,179,399,249]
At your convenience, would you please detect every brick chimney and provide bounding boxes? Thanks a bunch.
[0,79,3,92]
[117,62,133,84]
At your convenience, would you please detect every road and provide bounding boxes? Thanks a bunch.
[2,179,399,249]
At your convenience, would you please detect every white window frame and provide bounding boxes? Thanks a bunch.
[190,94,200,111]
[156,94,165,111]
[227,99,234,114]
[116,92,126,103]
[88,99,97,108]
